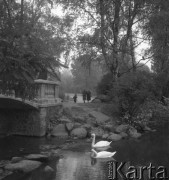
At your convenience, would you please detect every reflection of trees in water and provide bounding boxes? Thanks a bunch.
[55,151,108,180]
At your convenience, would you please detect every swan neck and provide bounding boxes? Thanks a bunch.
[92,135,95,146]
[92,149,97,155]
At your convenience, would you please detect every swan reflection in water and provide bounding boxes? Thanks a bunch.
[94,145,111,151]
[91,156,116,165]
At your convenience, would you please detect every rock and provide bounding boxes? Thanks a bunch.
[82,124,91,131]
[5,160,42,173]
[115,124,129,133]
[91,127,104,138]
[97,94,110,102]
[143,125,153,132]
[128,127,142,138]
[108,133,122,141]
[11,157,23,163]
[86,117,97,125]
[59,116,71,123]
[73,116,86,123]
[120,132,128,138]
[0,160,10,168]
[89,111,111,125]
[71,128,87,138]
[66,123,74,131]
[43,166,55,179]
[91,98,102,103]
[104,124,115,132]
[74,122,82,128]
[44,165,54,173]
[24,154,49,162]
[63,107,72,117]
[0,169,13,179]
[51,124,68,138]
[102,133,109,139]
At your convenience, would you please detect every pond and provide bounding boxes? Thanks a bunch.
[0,122,169,180]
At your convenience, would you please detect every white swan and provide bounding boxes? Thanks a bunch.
[91,149,116,158]
[91,133,112,148]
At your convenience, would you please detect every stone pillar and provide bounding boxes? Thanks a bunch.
[38,107,47,136]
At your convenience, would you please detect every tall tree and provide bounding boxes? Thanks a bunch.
[144,0,169,98]
[58,0,149,81]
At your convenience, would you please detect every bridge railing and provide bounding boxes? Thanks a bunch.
[0,79,61,106]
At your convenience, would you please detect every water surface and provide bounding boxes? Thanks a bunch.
[1,122,169,180]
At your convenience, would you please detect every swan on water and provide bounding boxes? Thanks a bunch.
[91,149,116,158]
[91,133,112,148]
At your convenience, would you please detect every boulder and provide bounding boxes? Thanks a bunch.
[115,124,129,133]
[86,117,97,125]
[59,116,71,123]
[143,125,156,132]
[97,94,110,102]
[74,122,82,128]
[51,124,68,138]
[44,165,54,173]
[70,128,87,138]
[91,127,104,138]
[128,127,142,138]
[63,107,72,117]
[5,160,42,173]
[11,157,23,163]
[89,111,110,125]
[108,133,122,141]
[24,154,49,162]
[104,124,115,132]
[66,123,74,131]
[42,165,55,179]
[73,116,86,123]
[91,98,102,103]
[102,133,109,139]
[82,124,91,131]
[120,132,128,138]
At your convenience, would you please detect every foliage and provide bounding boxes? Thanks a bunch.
[0,0,73,99]
[58,0,149,79]
[143,0,169,98]
[96,69,157,123]
[71,55,103,93]
[96,73,113,95]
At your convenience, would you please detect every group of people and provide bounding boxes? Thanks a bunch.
[82,90,91,103]
[73,90,92,103]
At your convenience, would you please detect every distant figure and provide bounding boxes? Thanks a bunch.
[73,94,77,103]
[82,90,87,103]
[87,90,91,102]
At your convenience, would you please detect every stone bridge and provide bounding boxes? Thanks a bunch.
[0,79,63,137]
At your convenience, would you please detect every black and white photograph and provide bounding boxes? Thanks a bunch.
[0,0,168,179]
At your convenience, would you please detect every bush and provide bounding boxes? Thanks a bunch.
[96,73,113,95]
[96,71,157,123]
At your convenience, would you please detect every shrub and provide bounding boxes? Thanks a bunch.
[96,71,157,123]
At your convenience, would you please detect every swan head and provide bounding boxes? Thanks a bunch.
[91,133,95,137]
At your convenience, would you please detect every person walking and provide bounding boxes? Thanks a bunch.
[82,90,87,103]
[87,90,91,102]
[73,94,77,103]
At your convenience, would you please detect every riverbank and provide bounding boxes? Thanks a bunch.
[46,101,156,141]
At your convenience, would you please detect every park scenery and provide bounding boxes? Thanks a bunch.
[0,0,169,180]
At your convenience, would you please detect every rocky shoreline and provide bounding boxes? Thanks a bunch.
[47,102,156,141]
